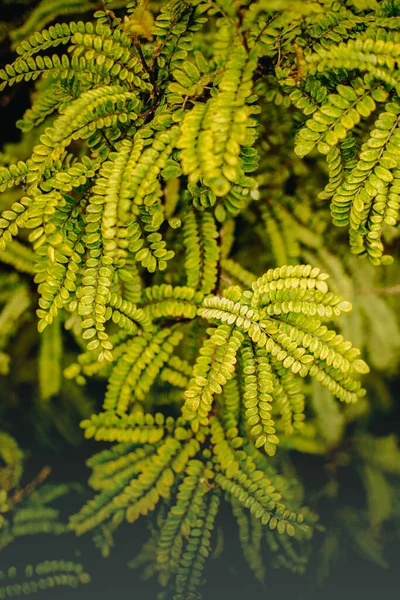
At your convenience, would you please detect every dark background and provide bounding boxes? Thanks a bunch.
[4,424,400,600]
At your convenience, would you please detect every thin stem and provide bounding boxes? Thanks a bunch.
[11,466,51,504]
[133,33,161,98]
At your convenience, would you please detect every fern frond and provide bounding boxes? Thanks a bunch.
[80,411,171,444]
[103,327,183,414]
[156,459,213,585]
[178,46,259,197]
[305,35,400,93]
[183,209,220,295]
[10,0,96,45]
[0,240,35,275]
[231,499,265,582]
[211,417,302,534]
[183,324,244,431]
[171,489,220,600]
[0,561,90,597]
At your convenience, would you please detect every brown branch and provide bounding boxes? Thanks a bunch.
[10,466,51,505]
[101,0,114,29]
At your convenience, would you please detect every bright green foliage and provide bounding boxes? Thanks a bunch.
[0,0,400,598]
[178,46,259,197]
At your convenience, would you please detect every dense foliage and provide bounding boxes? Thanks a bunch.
[1,0,400,598]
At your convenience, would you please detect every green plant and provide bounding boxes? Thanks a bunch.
[0,430,90,597]
[1,0,400,598]
[0,561,90,599]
